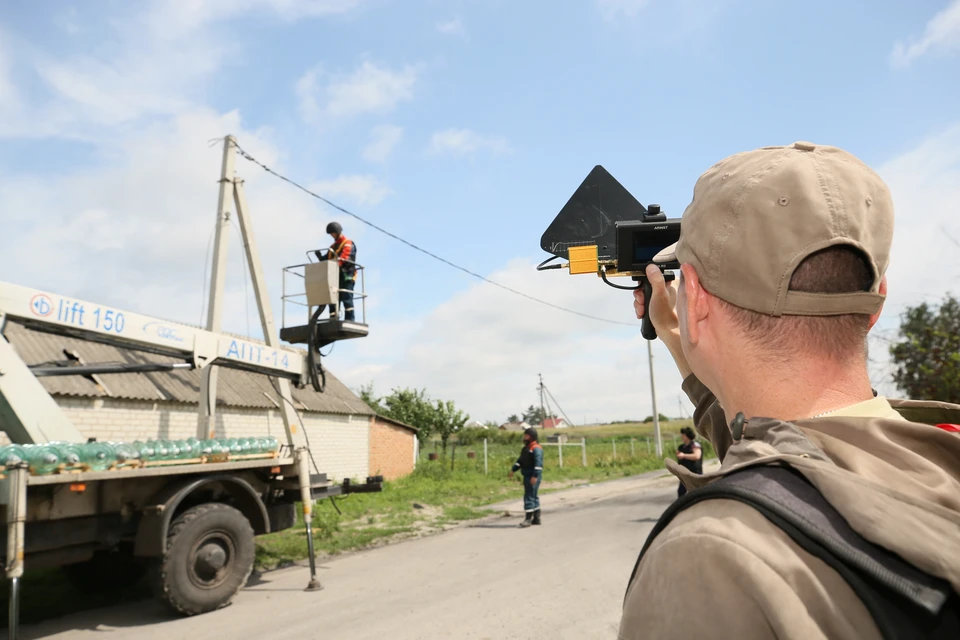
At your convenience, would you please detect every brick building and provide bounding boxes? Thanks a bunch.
[0,321,418,483]
[369,415,418,481]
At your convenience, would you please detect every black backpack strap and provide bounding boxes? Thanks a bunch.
[626,464,959,640]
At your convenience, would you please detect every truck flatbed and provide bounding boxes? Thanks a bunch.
[20,456,297,486]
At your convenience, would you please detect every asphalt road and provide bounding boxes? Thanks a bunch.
[10,469,696,640]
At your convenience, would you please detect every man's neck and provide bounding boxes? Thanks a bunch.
[715,356,875,424]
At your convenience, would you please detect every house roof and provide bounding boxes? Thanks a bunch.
[373,414,419,434]
[2,320,374,416]
[542,418,566,428]
[499,421,529,431]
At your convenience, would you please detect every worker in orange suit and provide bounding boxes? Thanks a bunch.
[315,222,357,322]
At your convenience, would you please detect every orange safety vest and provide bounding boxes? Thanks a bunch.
[330,236,357,279]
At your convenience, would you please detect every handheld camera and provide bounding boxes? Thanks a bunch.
[537,165,681,340]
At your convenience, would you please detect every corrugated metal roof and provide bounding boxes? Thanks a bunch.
[374,415,419,433]
[2,320,374,416]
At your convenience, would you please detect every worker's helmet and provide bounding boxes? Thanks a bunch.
[326,222,342,235]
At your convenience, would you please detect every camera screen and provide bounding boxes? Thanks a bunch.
[632,227,678,263]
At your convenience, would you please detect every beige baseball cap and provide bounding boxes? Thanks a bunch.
[653,141,894,317]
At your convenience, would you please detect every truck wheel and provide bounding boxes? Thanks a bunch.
[150,503,255,616]
[64,549,147,592]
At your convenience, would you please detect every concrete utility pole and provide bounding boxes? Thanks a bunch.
[196,134,304,450]
[197,135,236,439]
[648,340,663,457]
[539,373,546,426]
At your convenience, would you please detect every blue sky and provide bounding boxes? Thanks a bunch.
[1,0,959,424]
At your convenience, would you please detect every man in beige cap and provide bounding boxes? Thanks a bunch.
[619,142,960,639]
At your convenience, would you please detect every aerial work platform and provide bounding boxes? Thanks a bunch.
[279,252,370,349]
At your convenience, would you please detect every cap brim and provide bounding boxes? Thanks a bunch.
[652,242,678,264]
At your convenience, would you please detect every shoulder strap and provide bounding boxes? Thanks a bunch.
[626,464,958,640]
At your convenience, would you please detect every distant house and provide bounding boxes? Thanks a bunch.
[464,420,487,429]
[542,418,568,429]
[499,421,530,432]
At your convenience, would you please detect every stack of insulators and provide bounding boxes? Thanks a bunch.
[0,436,280,475]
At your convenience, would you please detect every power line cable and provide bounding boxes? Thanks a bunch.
[231,142,639,328]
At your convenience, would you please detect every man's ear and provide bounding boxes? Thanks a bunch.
[680,264,708,345]
[867,275,887,331]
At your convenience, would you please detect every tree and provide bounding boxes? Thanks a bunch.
[378,388,438,442]
[434,399,469,456]
[357,382,382,413]
[507,414,520,424]
[643,413,671,424]
[890,293,960,403]
[522,405,555,426]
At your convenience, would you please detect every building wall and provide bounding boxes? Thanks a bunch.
[0,396,370,482]
[369,418,416,481]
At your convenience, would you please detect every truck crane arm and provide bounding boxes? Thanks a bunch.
[0,281,310,444]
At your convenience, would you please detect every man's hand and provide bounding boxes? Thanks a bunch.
[508,471,514,480]
[529,476,537,485]
[635,265,692,379]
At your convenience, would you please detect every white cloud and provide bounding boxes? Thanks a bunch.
[428,128,512,156]
[0,38,19,116]
[0,0,369,140]
[890,0,960,68]
[437,18,466,37]
[309,174,393,206]
[298,61,420,124]
[362,124,404,163]
[144,0,368,36]
[596,0,652,21]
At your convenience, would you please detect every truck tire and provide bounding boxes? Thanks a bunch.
[63,549,147,592]
[150,503,256,616]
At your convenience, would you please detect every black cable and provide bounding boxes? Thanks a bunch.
[232,143,639,328]
[599,266,642,291]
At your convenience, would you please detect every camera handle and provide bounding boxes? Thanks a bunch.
[599,265,676,340]
[635,270,676,341]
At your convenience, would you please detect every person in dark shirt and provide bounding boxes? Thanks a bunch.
[675,426,702,498]
[509,428,544,527]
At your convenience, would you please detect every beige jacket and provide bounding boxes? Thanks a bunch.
[619,375,960,640]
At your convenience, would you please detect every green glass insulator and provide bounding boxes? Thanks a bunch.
[24,445,61,474]
[82,442,116,471]
[0,445,27,467]
[114,443,140,464]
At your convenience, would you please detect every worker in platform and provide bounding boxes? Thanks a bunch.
[315,222,357,322]
[508,427,544,527]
